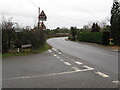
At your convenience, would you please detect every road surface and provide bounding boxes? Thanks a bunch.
[2,37,119,88]
[47,37,118,74]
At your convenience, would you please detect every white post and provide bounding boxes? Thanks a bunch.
[17,48,20,53]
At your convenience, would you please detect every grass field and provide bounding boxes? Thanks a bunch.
[2,43,52,58]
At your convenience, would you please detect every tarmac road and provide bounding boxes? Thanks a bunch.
[2,37,119,88]
[47,37,118,74]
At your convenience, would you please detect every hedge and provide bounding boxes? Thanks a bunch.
[76,32,110,45]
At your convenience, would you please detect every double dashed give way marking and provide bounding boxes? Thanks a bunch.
[49,48,118,85]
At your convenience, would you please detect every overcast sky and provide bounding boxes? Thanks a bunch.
[0,0,113,29]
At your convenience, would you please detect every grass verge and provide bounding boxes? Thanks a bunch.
[2,43,52,58]
[0,54,2,58]
[32,43,52,53]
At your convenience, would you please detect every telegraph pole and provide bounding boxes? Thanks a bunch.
[38,7,40,28]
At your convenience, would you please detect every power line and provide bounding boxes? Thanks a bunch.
[26,0,40,27]
[27,0,38,8]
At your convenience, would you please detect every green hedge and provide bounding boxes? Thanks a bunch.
[76,32,110,45]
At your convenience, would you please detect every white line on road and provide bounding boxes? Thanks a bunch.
[113,81,120,84]
[21,76,30,79]
[48,50,52,53]
[79,68,94,72]
[52,48,62,55]
[58,52,62,55]
[3,69,90,81]
[2,76,31,81]
[53,54,57,57]
[72,67,81,72]
[83,65,94,69]
[52,48,57,52]
[75,61,82,65]
[2,67,95,81]
[95,72,109,78]
[72,66,94,72]
[64,62,71,66]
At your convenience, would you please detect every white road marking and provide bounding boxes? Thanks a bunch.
[75,61,82,65]
[48,50,52,53]
[83,65,93,69]
[53,54,57,57]
[113,81,120,84]
[95,72,109,78]
[21,76,30,79]
[52,48,57,52]
[3,67,95,81]
[79,68,94,72]
[52,48,62,55]
[3,69,93,81]
[2,76,31,81]
[64,62,71,66]
[72,67,81,72]
[58,52,62,55]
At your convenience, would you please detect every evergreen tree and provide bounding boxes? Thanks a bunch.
[91,23,100,32]
[110,1,120,45]
[69,27,78,41]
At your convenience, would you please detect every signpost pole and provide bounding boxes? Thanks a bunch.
[38,7,40,28]
[38,9,47,30]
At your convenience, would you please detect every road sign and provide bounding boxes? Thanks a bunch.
[38,10,47,21]
[41,22,46,29]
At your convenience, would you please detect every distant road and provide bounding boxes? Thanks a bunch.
[47,37,118,74]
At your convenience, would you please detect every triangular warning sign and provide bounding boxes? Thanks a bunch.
[39,10,46,17]
[39,10,47,21]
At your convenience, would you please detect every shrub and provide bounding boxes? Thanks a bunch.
[68,27,78,41]
[76,32,110,45]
